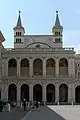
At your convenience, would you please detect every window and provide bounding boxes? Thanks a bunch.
[55,32,60,36]
[36,45,40,48]
[55,38,60,43]
[55,32,58,36]
[16,38,21,43]
[16,32,21,36]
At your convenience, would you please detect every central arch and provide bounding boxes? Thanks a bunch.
[21,84,29,102]
[8,84,17,102]
[46,58,55,76]
[33,59,43,75]
[59,84,68,102]
[46,84,55,102]
[20,59,29,76]
[33,84,42,102]
[75,86,80,103]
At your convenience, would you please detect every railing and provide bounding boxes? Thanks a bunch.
[5,47,74,52]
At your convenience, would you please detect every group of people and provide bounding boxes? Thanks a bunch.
[0,99,45,112]
[16,99,41,111]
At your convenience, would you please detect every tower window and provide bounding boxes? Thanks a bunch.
[55,38,60,42]
[16,32,21,36]
[55,32,60,36]
[16,38,21,43]
[55,32,58,36]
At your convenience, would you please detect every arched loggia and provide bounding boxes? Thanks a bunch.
[75,86,80,103]
[59,84,68,102]
[8,84,17,102]
[33,84,42,102]
[21,84,29,102]
[46,84,55,102]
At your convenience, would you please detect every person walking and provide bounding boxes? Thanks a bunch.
[23,99,26,111]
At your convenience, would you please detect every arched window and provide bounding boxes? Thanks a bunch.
[59,58,68,75]
[20,59,29,76]
[33,59,43,75]
[46,58,55,76]
[8,59,17,76]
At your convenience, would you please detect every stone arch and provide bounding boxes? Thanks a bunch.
[59,58,68,75]
[8,59,17,76]
[46,84,55,102]
[33,84,42,102]
[33,58,43,75]
[46,58,55,76]
[21,84,29,102]
[75,86,80,103]
[59,84,68,102]
[20,59,29,76]
[8,84,17,102]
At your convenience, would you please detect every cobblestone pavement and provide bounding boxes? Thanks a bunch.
[0,107,28,120]
[22,106,66,120]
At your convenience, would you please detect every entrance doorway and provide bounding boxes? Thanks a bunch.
[75,86,80,103]
[33,84,42,102]
[21,84,29,102]
[8,84,17,102]
[46,84,55,102]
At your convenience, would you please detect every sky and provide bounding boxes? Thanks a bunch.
[1,0,80,53]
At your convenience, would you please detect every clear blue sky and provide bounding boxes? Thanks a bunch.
[1,0,80,53]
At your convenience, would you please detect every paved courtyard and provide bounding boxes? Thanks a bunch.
[22,106,65,120]
[48,105,80,120]
[1,105,80,120]
[0,107,27,120]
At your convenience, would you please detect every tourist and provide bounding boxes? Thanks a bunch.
[7,102,11,112]
[23,99,26,111]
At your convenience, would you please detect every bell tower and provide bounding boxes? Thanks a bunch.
[52,11,63,47]
[13,11,25,48]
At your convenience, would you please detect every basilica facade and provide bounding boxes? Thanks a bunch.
[0,11,80,104]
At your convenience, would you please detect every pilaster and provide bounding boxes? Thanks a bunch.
[43,59,46,76]
[17,84,20,101]
[42,84,46,102]
[55,58,59,77]
[29,59,33,77]
[55,84,59,102]
[29,84,33,102]
[68,84,72,103]
[72,84,75,102]
[17,59,20,76]
[68,58,75,78]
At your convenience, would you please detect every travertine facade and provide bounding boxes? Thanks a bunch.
[0,11,80,103]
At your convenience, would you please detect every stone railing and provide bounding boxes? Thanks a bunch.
[5,47,74,52]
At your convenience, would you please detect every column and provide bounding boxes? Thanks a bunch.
[42,85,46,102]
[29,60,33,77]
[29,84,33,102]
[68,84,72,103]
[17,84,20,101]
[5,59,8,76]
[1,83,8,100]
[72,84,75,102]
[17,60,20,76]
[43,59,46,76]
[5,84,8,100]
[68,58,75,78]
[55,84,59,103]
[2,59,5,76]
[55,58,59,77]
